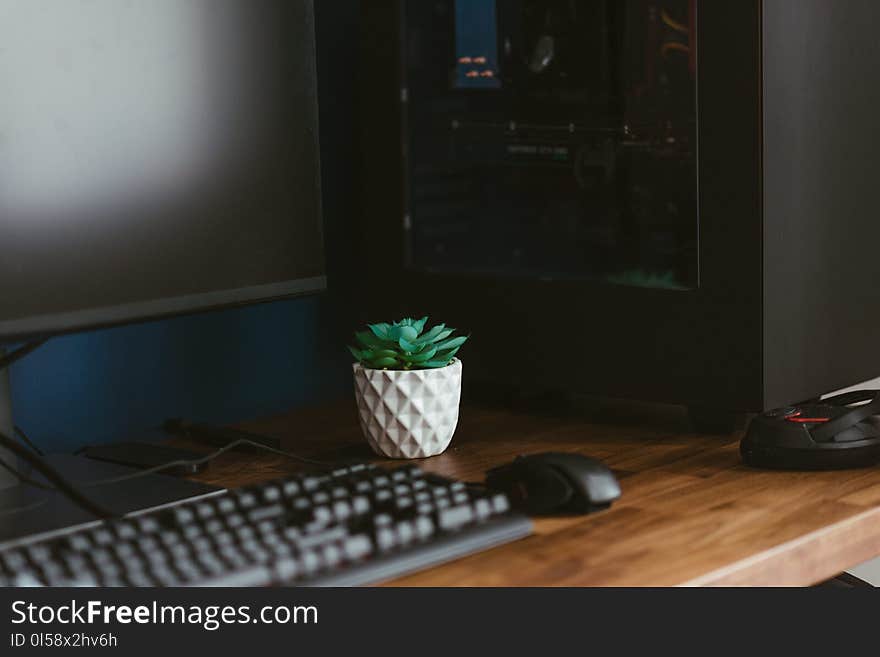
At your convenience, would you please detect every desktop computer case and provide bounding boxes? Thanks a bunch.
[356,1,880,413]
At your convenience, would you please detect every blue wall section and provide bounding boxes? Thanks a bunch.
[7,1,360,454]
[9,298,351,454]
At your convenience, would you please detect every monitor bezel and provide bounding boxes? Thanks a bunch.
[0,276,327,342]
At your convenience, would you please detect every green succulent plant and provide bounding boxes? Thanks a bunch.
[348,317,468,370]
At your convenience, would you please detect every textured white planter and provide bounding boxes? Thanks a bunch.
[353,359,462,459]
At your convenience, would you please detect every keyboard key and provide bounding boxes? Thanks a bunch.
[322,543,343,568]
[300,550,322,574]
[333,500,352,521]
[405,466,424,479]
[183,525,202,540]
[137,517,160,533]
[126,571,155,587]
[226,513,245,528]
[198,566,271,587]
[26,544,51,563]
[343,535,372,561]
[247,504,284,523]
[113,521,138,540]
[67,534,91,552]
[296,526,348,551]
[312,505,333,524]
[262,486,281,503]
[352,496,371,515]
[113,543,137,559]
[205,519,224,534]
[415,516,435,540]
[491,494,510,513]
[396,521,415,545]
[63,554,88,572]
[438,505,475,531]
[236,491,258,507]
[376,527,396,552]
[302,476,324,492]
[196,502,216,519]
[174,507,196,524]
[92,528,114,545]
[91,548,114,565]
[475,498,492,519]
[274,557,300,582]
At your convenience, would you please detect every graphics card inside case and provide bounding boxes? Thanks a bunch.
[357,1,880,413]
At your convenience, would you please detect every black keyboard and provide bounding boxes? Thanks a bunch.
[0,462,532,587]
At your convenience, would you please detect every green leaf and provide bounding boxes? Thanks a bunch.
[398,337,418,352]
[413,316,429,334]
[347,345,363,361]
[365,356,398,369]
[433,346,460,362]
[389,325,418,342]
[413,324,446,344]
[433,335,468,351]
[427,328,454,344]
[408,346,438,363]
[355,331,383,349]
[368,323,391,340]
[421,359,453,368]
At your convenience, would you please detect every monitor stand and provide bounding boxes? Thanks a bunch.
[0,347,222,547]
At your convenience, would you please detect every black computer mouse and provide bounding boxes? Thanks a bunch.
[485,452,621,515]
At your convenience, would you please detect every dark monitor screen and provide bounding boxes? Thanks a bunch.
[0,0,325,340]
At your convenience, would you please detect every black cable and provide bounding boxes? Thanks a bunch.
[0,429,115,519]
[84,438,331,488]
[13,425,44,456]
[0,338,50,371]
[0,498,47,519]
[0,453,54,491]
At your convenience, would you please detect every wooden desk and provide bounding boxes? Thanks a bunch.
[181,401,880,586]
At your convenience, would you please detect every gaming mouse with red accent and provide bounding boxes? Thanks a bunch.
[741,390,880,469]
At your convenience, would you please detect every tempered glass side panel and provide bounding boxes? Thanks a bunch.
[403,0,698,290]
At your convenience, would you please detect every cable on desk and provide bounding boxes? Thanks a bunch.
[0,498,48,519]
[0,453,54,491]
[83,438,332,488]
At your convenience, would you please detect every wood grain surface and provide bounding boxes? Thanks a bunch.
[179,400,880,586]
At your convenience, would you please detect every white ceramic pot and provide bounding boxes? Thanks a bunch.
[352,359,462,459]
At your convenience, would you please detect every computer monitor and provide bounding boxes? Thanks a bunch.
[0,0,324,529]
